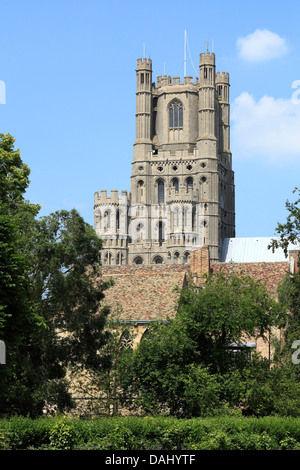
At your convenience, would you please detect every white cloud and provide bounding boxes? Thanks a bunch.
[237,29,289,62]
[231,91,300,163]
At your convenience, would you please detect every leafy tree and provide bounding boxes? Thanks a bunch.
[269,187,300,257]
[123,272,286,417]
[177,272,284,373]
[70,314,136,417]
[0,134,45,415]
[269,187,300,378]
[0,134,112,416]
[8,208,112,417]
[121,319,197,416]
[20,209,111,367]
[0,133,31,211]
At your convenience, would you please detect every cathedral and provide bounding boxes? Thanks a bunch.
[94,51,235,266]
[93,49,299,355]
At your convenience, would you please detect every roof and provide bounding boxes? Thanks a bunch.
[220,237,298,263]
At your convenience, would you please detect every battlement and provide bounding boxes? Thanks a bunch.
[199,51,215,66]
[155,75,199,89]
[94,189,129,206]
[136,57,152,70]
[167,185,199,203]
[216,71,230,83]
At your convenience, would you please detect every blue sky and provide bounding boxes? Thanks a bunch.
[1,0,300,238]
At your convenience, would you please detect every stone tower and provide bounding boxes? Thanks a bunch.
[94,51,235,265]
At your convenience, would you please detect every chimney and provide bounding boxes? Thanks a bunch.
[289,249,300,274]
[190,246,210,285]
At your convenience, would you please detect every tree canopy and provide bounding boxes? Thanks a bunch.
[269,187,300,256]
[120,271,288,417]
[0,134,111,416]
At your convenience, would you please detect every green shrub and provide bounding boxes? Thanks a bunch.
[48,417,77,450]
[0,416,48,449]
[0,415,300,450]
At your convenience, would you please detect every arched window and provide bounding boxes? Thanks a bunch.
[158,221,164,246]
[171,178,179,192]
[120,330,133,350]
[136,223,144,240]
[186,177,193,191]
[173,206,180,228]
[169,99,183,129]
[153,256,163,264]
[104,252,112,265]
[116,252,125,265]
[157,179,165,204]
[137,180,144,203]
[104,210,111,230]
[134,256,143,265]
[192,207,196,232]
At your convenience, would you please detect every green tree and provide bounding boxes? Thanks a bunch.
[8,208,112,417]
[269,187,300,257]
[0,133,31,211]
[70,314,136,417]
[178,272,284,373]
[122,319,197,416]
[0,134,111,416]
[0,134,45,415]
[269,188,300,379]
[124,272,286,417]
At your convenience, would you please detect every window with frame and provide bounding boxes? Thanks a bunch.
[157,179,165,204]
[169,99,183,129]
[158,221,164,246]
[171,177,179,192]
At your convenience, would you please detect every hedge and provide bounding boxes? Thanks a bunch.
[1,415,300,450]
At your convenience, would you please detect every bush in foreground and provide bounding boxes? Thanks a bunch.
[0,415,300,450]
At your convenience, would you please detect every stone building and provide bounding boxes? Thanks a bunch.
[94,50,299,357]
[94,51,235,266]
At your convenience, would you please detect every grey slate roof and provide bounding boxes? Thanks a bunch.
[220,237,299,263]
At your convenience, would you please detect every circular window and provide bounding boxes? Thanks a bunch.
[157,166,163,172]
[187,164,192,171]
[172,165,178,171]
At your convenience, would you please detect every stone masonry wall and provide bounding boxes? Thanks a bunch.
[101,264,188,321]
[100,255,290,323]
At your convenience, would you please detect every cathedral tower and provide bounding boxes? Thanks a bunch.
[94,50,235,265]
